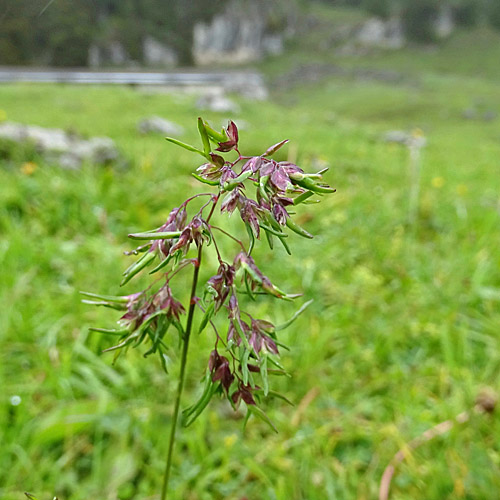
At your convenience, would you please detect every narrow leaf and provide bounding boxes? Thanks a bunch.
[102,331,140,352]
[79,291,131,303]
[149,252,176,275]
[268,356,288,373]
[182,373,217,427]
[198,301,215,334]
[203,121,227,143]
[81,300,126,310]
[245,222,255,254]
[233,319,251,351]
[259,223,288,237]
[285,218,314,239]
[275,299,313,331]
[165,136,209,159]
[268,390,294,406]
[241,349,251,385]
[244,271,256,301]
[158,349,169,374]
[192,173,220,186]
[268,216,291,253]
[276,234,292,255]
[223,170,253,191]
[144,317,171,356]
[128,231,181,240]
[260,354,269,396]
[241,262,262,285]
[248,406,278,433]
[89,327,130,336]
[121,252,155,286]
[198,117,211,156]
[291,175,336,193]
[293,191,314,205]
[264,227,274,250]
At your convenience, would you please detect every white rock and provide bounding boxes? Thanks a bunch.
[196,92,240,114]
[356,17,405,49]
[137,116,184,136]
[383,130,411,144]
[383,130,427,149]
[143,36,178,67]
[434,6,454,39]
[224,72,268,101]
[192,1,285,65]
[0,122,120,168]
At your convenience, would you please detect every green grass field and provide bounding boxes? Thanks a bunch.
[1,9,500,500]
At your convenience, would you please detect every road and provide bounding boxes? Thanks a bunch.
[0,68,266,95]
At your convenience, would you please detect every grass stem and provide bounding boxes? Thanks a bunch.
[160,244,203,500]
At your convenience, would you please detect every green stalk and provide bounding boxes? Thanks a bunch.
[161,244,202,500]
[161,194,219,500]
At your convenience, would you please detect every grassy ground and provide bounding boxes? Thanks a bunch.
[1,9,500,500]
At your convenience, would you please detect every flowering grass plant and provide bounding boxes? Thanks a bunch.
[82,118,334,498]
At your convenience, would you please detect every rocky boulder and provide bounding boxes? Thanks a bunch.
[356,17,405,49]
[0,122,120,169]
[88,41,132,68]
[137,117,184,136]
[142,37,178,67]
[192,0,292,65]
[196,91,240,114]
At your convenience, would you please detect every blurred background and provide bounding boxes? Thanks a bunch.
[1,0,500,499]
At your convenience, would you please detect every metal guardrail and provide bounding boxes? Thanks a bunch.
[0,68,263,87]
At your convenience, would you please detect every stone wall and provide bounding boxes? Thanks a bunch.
[192,0,292,65]
[86,2,457,69]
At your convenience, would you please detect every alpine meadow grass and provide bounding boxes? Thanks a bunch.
[1,19,500,497]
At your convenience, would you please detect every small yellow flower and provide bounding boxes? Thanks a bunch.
[20,161,37,175]
[140,155,152,172]
[456,184,468,196]
[432,176,445,188]
[453,478,465,497]
[274,457,293,470]
[223,434,237,448]
[412,127,425,138]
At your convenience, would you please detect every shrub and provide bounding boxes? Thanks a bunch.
[363,0,393,19]
[401,1,440,43]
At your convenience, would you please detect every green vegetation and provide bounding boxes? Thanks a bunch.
[263,3,500,81]
[2,0,500,67]
[1,19,500,500]
[0,0,228,66]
